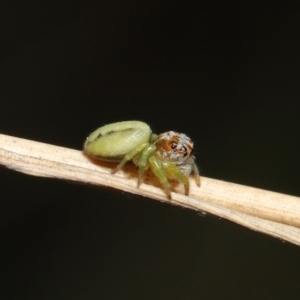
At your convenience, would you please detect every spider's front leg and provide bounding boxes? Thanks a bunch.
[135,144,157,187]
[178,156,201,187]
[148,156,172,198]
[162,161,190,195]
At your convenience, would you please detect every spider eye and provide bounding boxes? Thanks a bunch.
[171,142,177,149]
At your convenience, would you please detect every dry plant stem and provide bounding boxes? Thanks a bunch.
[1,133,300,246]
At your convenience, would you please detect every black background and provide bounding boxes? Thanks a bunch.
[1,2,300,299]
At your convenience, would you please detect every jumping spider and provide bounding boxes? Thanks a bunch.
[84,121,200,198]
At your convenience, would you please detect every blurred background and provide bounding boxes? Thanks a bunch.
[1,1,300,299]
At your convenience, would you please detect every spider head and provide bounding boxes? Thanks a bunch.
[155,131,194,164]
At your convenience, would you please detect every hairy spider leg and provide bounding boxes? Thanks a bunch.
[112,142,149,174]
[178,156,201,187]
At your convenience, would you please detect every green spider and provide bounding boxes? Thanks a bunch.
[84,121,200,198]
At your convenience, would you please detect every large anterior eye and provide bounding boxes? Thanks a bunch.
[180,145,186,155]
[171,141,177,149]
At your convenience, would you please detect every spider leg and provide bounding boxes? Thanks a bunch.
[112,142,149,174]
[137,144,156,187]
[162,162,190,195]
[192,162,201,186]
[148,156,171,198]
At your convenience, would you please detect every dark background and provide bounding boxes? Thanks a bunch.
[1,1,300,299]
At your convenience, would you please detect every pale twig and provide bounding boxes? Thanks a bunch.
[1,133,300,245]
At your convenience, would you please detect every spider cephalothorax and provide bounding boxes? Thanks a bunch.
[84,121,200,198]
[155,131,193,162]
